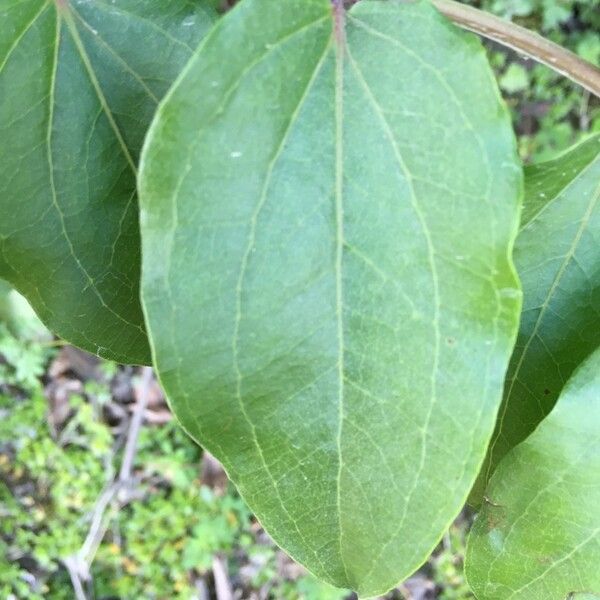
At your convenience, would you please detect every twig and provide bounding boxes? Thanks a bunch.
[119,366,153,482]
[212,555,234,600]
[62,556,88,600]
[194,577,211,600]
[63,367,154,599]
[432,0,600,98]
[80,480,119,565]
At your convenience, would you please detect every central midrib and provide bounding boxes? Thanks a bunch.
[332,0,351,586]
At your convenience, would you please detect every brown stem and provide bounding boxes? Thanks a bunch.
[432,0,600,98]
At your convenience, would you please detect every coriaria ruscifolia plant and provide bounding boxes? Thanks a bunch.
[1,0,599,597]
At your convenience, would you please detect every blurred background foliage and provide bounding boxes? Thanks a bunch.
[468,0,599,161]
[0,312,473,599]
[1,0,598,598]
[0,290,355,600]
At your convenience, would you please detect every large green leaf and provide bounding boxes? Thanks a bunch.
[0,0,217,364]
[472,134,600,501]
[139,0,522,595]
[466,345,600,599]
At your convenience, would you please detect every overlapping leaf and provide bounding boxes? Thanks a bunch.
[0,0,217,363]
[139,0,522,595]
[472,134,600,501]
[466,345,600,599]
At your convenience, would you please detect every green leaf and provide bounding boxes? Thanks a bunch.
[0,280,49,340]
[472,134,600,501]
[0,0,217,364]
[466,345,600,599]
[139,0,522,595]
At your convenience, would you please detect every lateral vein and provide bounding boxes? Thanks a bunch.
[488,176,600,475]
[231,34,334,581]
[0,0,50,73]
[61,9,137,174]
[345,38,442,586]
[70,8,160,103]
[45,12,145,337]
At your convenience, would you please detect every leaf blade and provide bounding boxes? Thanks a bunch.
[466,345,600,599]
[140,0,522,594]
[473,134,600,501]
[0,0,217,363]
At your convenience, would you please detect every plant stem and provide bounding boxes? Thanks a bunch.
[62,367,153,600]
[118,366,153,482]
[432,0,600,98]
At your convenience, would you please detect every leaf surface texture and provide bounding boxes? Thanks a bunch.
[0,0,216,363]
[139,0,522,594]
[473,134,600,500]
[467,346,600,599]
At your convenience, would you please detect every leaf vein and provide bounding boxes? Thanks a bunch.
[488,176,600,478]
[345,36,442,587]
[231,38,333,581]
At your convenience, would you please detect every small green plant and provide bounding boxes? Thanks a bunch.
[0,345,357,598]
[1,0,599,597]
[1,388,112,598]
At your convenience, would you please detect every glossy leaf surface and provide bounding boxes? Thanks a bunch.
[139,0,522,595]
[466,345,600,599]
[473,134,600,500]
[0,0,216,363]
